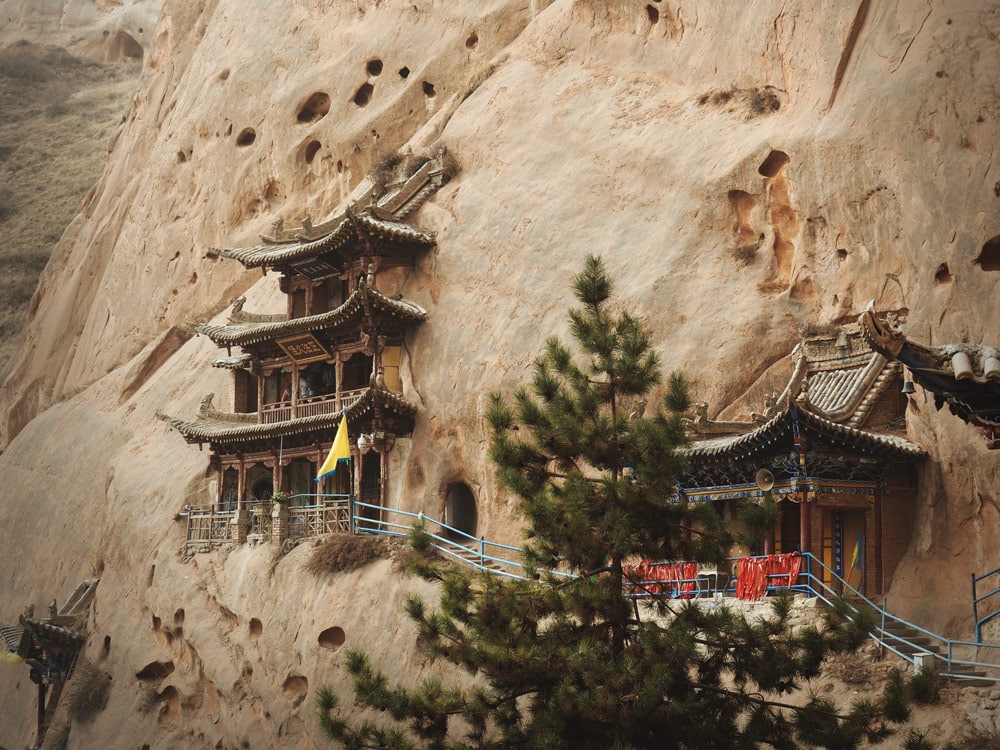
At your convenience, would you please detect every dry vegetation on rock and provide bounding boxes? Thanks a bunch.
[306,533,400,576]
[0,41,137,374]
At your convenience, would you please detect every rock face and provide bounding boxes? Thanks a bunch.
[1,0,999,746]
[0,0,161,62]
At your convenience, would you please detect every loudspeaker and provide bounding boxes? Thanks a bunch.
[755,469,775,492]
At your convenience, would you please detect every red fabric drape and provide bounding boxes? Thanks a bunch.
[735,553,801,600]
[625,561,699,599]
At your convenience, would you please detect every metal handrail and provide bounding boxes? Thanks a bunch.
[972,565,1000,643]
[351,501,572,580]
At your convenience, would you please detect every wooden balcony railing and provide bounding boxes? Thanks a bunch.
[181,502,233,554]
[260,388,369,424]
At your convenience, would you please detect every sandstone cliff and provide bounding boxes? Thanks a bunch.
[1,1,998,746]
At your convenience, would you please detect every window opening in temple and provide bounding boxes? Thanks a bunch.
[247,464,272,502]
[445,482,477,538]
[310,280,328,315]
[234,369,257,413]
[221,468,238,509]
[286,458,316,500]
[342,352,374,391]
[291,288,306,318]
[298,362,335,399]
[264,371,292,404]
[326,276,346,310]
[358,451,382,530]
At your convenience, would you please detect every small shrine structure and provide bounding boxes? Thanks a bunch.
[678,326,926,595]
[0,576,99,746]
[859,306,1000,448]
[161,151,449,553]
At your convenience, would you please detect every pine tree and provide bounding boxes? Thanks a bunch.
[317,255,910,749]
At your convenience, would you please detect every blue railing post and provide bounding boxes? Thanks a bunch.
[480,536,486,569]
[973,572,981,644]
[349,494,356,535]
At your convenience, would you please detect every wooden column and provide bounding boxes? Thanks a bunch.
[237,455,246,503]
[800,499,812,556]
[864,501,878,596]
[335,351,344,410]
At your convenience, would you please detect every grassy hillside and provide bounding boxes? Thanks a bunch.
[0,41,138,376]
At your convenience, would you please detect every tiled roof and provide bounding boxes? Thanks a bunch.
[211,354,252,369]
[193,284,426,347]
[217,212,434,269]
[160,385,417,445]
[0,621,24,654]
[684,406,924,460]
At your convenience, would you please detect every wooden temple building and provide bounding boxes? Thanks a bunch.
[860,306,1000,449]
[0,576,99,746]
[161,152,449,550]
[678,327,926,596]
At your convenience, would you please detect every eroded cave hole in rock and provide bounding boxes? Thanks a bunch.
[366,59,383,76]
[975,235,1000,271]
[837,248,848,261]
[218,69,230,81]
[152,615,161,631]
[352,82,374,107]
[249,618,262,640]
[318,626,346,651]
[758,149,790,178]
[103,635,111,656]
[935,263,953,284]
[422,80,436,98]
[398,66,410,79]
[304,140,321,164]
[235,128,256,146]
[296,92,330,123]
[111,30,143,61]
[158,686,180,724]
[173,608,185,625]
[283,675,308,706]
[264,180,285,206]
[727,189,758,263]
[147,565,155,587]
[136,661,175,682]
[466,32,478,49]
[646,4,659,23]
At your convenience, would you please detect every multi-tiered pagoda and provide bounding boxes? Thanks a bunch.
[162,152,448,548]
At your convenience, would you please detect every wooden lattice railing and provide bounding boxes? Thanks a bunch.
[260,389,368,424]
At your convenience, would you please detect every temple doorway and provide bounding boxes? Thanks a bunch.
[821,509,866,593]
[776,499,801,554]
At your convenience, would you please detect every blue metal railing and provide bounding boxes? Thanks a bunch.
[972,565,1000,643]
[185,493,1000,683]
[351,500,574,581]
[352,504,1000,684]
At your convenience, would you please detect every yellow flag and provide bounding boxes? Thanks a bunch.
[316,415,350,481]
[0,652,23,665]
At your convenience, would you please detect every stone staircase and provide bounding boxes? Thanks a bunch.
[853,602,995,687]
[448,543,511,575]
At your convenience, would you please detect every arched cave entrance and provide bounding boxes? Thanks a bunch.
[445,482,477,539]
